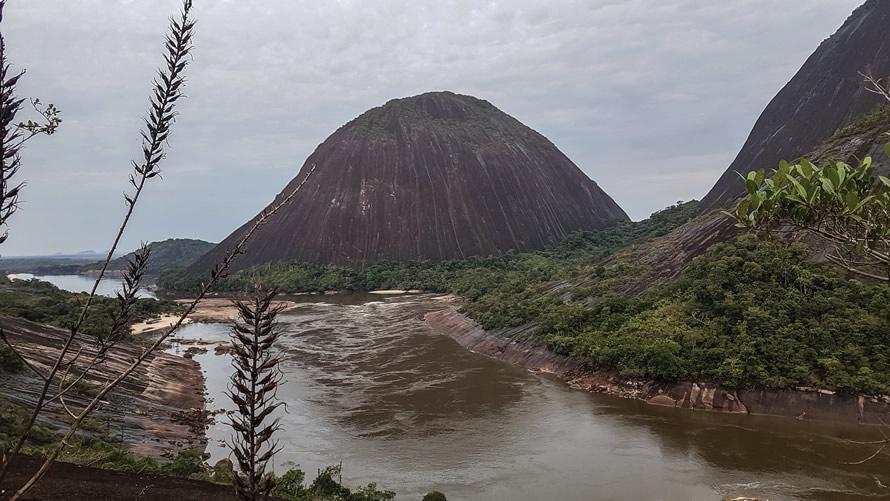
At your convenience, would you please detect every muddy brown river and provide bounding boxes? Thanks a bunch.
[167,294,890,500]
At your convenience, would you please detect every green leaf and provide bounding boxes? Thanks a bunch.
[879,176,890,189]
[820,177,836,195]
[787,175,808,201]
[750,192,763,210]
[800,159,817,178]
[854,194,876,212]
[884,142,890,158]
[786,194,804,204]
[736,199,751,218]
[824,165,840,189]
[777,160,791,175]
[861,156,872,170]
[754,169,765,187]
[845,191,860,212]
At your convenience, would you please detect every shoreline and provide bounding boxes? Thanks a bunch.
[423,304,890,425]
[130,313,191,336]
[174,298,303,324]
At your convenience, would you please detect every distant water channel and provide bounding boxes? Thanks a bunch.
[7,273,156,299]
[167,294,889,501]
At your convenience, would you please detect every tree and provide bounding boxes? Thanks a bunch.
[728,75,890,465]
[728,155,889,281]
[728,75,890,282]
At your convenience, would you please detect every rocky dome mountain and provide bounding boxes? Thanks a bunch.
[193,91,628,270]
[701,0,890,210]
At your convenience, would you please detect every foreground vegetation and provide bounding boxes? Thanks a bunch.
[0,275,181,338]
[0,396,401,500]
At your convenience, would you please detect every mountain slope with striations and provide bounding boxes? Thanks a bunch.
[193,91,628,270]
[701,0,890,210]
[599,0,890,291]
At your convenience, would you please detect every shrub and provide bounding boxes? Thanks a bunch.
[0,344,23,372]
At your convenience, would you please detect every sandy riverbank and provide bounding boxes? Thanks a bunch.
[174,298,303,324]
[131,313,190,335]
[131,298,305,337]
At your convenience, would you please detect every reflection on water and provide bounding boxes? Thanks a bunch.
[169,295,890,501]
[7,273,156,298]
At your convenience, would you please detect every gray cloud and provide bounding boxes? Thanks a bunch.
[3,0,863,255]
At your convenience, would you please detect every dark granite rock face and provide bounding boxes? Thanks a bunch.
[195,91,628,270]
[701,0,890,210]
[591,0,890,292]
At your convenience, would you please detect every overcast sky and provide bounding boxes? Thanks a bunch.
[2,0,863,256]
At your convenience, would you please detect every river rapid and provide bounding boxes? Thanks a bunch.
[163,294,890,501]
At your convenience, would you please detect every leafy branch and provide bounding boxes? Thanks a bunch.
[727,75,890,282]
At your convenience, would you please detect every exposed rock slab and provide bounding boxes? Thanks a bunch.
[0,315,206,457]
[589,124,890,294]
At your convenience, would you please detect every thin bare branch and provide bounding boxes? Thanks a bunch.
[0,0,194,488]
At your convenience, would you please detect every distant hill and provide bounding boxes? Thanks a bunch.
[0,256,96,275]
[87,239,215,276]
[193,91,628,271]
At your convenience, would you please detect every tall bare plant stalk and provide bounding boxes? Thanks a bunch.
[0,1,319,496]
[0,0,195,489]
[0,2,23,247]
[227,287,285,501]
[0,0,60,246]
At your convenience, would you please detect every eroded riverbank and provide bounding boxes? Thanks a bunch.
[423,305,890,425]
